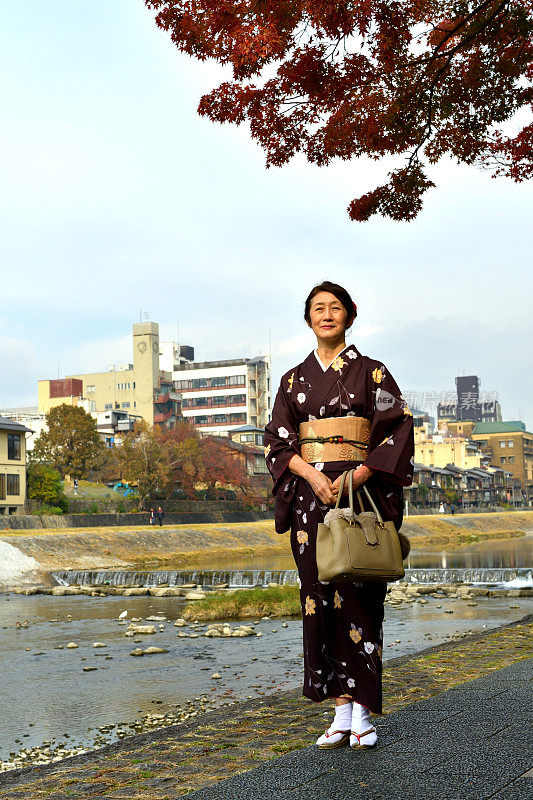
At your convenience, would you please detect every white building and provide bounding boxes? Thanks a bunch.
[160,346,271,436]
[4,406,139,451]
[1,409,46,452]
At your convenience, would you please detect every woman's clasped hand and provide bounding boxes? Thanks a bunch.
[303,465,372,506]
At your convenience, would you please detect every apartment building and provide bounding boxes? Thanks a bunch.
[0,416,31,515]
[471,421,533,505]
[38,322,181,427]
[163,349,271,436]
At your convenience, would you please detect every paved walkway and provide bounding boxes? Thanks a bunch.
[184,655,533,800]
[0,616,531,799]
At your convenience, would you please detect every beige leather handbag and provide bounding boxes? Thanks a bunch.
[316,470,406,583]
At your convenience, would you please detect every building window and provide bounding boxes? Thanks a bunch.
[104,403,112,410]
[195,416,208,424]
[500,456,506,463]
[86,385,95,393]
[255,433,264,445]
[133,382,136,389]
[7,433,21,460]
[0,475,5,500]
[241,434,253,442]
[508,456,514,463]
[228,375,246,386]
[133,402,136,408]
[507,440,513,447]
[499,440,506,448]
[211,377,226,387]
[213,415,227,424]
[122,402,130,409]
[6,474,20,496]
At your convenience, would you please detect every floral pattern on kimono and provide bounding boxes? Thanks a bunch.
[263,344,414,712]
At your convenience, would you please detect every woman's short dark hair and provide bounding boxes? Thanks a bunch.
[304,281,357,328]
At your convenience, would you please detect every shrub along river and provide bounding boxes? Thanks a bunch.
[1,532,531,772]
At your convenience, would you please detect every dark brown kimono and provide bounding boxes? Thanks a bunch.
[264,344,414,713]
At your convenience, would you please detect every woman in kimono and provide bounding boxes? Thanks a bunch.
[264,281,414,751]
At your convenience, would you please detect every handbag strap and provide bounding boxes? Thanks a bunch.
[347,469,360,515]
[356,483,384,523]
[334,470,349,509]
[335,470,385,524]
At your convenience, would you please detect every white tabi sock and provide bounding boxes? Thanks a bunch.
[316,702,352,747]
[350,701,377,747]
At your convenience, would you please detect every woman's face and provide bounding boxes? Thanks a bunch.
[307,291,348,343]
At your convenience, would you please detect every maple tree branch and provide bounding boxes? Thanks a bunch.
[407,0,512,167]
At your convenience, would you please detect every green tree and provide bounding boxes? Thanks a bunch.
[26,463,68,511]
[31,404,105,479]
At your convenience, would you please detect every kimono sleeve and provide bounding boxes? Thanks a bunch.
[362,363,415,487]
[264,374,301,496]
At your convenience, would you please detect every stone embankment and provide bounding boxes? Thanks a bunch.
[11,581,532,604]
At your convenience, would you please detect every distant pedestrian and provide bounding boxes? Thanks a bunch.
[451,504,456,515]
[156,506,164,527]
[149,508,156,525]
[438,501,445,514]
[73,478,79,496]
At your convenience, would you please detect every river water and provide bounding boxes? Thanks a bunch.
[1,533,532,768]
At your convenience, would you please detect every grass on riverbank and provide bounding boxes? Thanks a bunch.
[409,528,525,549]
[182,585,301,620]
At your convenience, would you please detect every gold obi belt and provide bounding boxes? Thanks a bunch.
[299,416,371,464]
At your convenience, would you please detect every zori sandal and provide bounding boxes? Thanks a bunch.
[316,727,351,749]
[350,726,377,748]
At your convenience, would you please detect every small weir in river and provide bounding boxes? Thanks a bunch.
[51,566,533,589]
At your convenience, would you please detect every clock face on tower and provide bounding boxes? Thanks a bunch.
[137,341,147,353]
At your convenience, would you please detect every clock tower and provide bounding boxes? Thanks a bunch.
[133,322,160,425]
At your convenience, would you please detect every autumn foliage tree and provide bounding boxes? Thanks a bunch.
[145,1,533,220]
[113,419,252,503]
[197,436,252,499]
[112,419,199,501]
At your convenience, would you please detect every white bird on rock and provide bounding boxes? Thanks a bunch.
[118,610,128,620]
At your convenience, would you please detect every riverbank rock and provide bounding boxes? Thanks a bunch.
[148,587,184,597]
[51,586,81,596]
[130,646,169,656]
[184,590,206,600]
[92,642,106,648]
[174,618,187,627]
[232,626,255,637]
[122,588,149,596]
[204,623,256,638]
[66,642,78,649]
[126,625,156,635]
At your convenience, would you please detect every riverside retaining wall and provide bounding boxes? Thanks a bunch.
[0,506,273,531]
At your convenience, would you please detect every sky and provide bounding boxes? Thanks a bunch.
[1,0,531,428]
